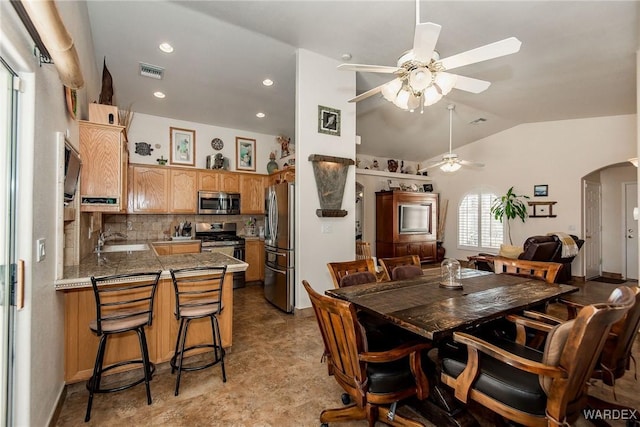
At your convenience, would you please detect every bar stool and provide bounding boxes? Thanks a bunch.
[170,266,227,396]
[85,271,161,422]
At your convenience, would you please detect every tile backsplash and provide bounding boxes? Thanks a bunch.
[103,214,265,242]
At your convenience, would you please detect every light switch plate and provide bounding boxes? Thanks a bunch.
[37,238,46,262]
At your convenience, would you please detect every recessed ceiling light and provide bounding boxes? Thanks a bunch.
[153,91,166,99]
[256,112,266,118]
[262,79,273,87]
[159,43,174,53]
[341,53,352,61]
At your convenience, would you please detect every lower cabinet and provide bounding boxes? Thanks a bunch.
[245,239,264,282]
[151,241,201,255]
[63,274,234,383]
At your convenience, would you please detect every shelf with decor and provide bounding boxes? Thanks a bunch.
[356,168,432,181]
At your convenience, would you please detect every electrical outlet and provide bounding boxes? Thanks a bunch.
[36,238,46,262]
[321,224,332,234]
[127,221,133,231]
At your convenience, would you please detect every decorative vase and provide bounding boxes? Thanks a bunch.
[267,160,278,174]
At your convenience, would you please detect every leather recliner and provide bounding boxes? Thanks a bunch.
[518,234,584,283]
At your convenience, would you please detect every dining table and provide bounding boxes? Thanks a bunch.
[559,280,637,318]
[326,267,580,427]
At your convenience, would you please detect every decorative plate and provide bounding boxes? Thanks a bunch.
[211,138,224,150]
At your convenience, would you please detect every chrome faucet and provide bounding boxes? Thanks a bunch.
[96,230,128,255]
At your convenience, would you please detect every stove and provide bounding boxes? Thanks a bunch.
[196,222,246,288]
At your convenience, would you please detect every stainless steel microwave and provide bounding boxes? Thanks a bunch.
[198,191,241,215]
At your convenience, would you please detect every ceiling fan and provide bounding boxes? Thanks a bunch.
[338,1,522,111]
[419,104,484,173]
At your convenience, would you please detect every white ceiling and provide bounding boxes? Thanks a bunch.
[86,1,638,162]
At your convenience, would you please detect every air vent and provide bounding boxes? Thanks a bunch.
[139,62,164,80]
[469,117,487,125]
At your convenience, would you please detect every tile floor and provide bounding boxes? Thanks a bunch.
[56,283,639,427]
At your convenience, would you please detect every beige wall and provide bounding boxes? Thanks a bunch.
[1,2,100,425]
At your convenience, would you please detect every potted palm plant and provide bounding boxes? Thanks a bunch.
[490,186,529,254]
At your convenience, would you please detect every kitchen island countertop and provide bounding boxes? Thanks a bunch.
[55,246,248,290]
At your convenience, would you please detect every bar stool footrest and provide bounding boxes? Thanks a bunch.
[170,344,225,372]
[86,360,156,394]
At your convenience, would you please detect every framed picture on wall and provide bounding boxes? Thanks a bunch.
[318,105,341,136]
[236,137,256,171]
[170,127,196,166]
[533,184,548,197]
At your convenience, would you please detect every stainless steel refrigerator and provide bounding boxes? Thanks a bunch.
[264,182,295,312]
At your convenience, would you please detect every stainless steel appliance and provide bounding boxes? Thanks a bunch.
[195,222,245,288]
[198,191,240,215]
[264,182,295,312]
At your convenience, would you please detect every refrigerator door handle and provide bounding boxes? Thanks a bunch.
[265,264,287,275]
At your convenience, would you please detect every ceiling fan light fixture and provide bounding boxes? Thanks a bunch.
[408,67,432,91]
[382,78,403,102]
[423,86,443,106]
[394,88,412,109]
[407,92,421,110]
[434,72,457,96]
[440,161,461,173]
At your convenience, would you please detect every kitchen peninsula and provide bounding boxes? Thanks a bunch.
[55,245,248,383]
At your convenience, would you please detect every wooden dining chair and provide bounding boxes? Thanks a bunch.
[303,280,431,427]
[440,286,635,427]
[493,257,562,284]
[379,255,423,281]
[327,258,378,288]
[355,241,372,260]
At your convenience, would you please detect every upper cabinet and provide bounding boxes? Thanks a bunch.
[79,121,128,212]
[129,165,169,213]
[267,167,295,186]
[240,174,265,214]
[197,170,240,193]
[169,169,197,213]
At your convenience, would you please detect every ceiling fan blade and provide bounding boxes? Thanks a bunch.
[348,85,383,103]
[459,159,485,168]
[412,22,442,63]
[419,161,446,171]
[444,73,491,93]
[439,37,522,71]
[337,63,400,74]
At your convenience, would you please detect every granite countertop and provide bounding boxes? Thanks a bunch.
[55,242,248,290]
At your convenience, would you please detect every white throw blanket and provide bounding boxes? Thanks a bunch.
[547,232,579,258]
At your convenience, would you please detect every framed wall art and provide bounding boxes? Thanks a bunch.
[170,127,196,166]
[236,137,256,171]
[533,184,548,197]
[318,105,341,136]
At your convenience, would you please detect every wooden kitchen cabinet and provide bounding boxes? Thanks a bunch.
[268,167,295,186]
[79,121,128,212]
[129,165,170,213]
[151,241,201,255]
[375,191,438,263]
[197,170,240,193]
[245,239,264,282]
[240,174,265,214]
[169,169,197,213]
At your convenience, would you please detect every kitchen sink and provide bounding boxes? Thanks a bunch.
[98,243,150,253]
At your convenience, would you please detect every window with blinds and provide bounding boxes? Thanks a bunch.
[458,191,503,250]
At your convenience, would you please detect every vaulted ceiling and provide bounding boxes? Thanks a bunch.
[87,1,638,162]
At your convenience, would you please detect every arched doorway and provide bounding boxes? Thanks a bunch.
[582,162,637,280]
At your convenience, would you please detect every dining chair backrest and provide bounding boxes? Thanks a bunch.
[379,255,422,281]
[493,257,562,284]
[355,241,372,260]
[593,285,640,385]
[327,258,378,288]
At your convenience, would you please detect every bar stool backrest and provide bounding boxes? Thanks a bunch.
[170,266,227,319]
[90,271,162,335]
